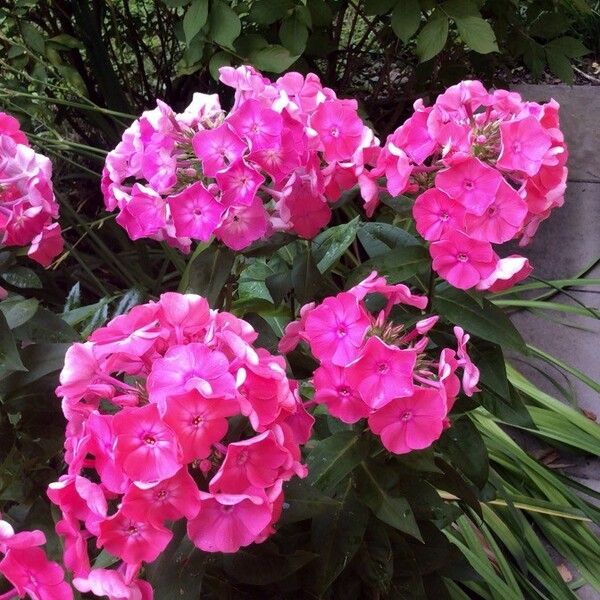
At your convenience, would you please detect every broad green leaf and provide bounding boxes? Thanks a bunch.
[364,0,396,15]
[162,0,191,6]
[307,0,333,26]
[357,461,422,539]
[291,250,337,304]
[307,430,370,492]
[48,33,84,49]
[0,298,39,329]
[279,16,309,55]
[13,307,79,343]
[2,266,42,289]
[0,312,26,372]
[441,0,479,18]
[545,47,574,82]
[280,478,339,524]
[20,22,45,53]
[312,216,360,272]
[358,519,394,588]
[455,16,499,54]
[209,0,241,48]
[416,13,449,62]
[529,12,573,39]
[234,33,269,56]
[183,244,235,306]
[357,221,421,258]
[391,0,421,43]
[437,416,489,489]
[348,246,429,286]
[183,0,209,44]
[238,259,276,304]
[63,283,81,312]
[249,0,293,25]
[222,547,316,585]
[310,479,369,594]
[249,44,299,73]
[433,288,527,353]
[208,50,231,79]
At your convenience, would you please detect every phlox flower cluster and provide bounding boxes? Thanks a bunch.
[49,293,312,598]
[279,272,479,454]
[0,112,63,268]
[0,516,72,600]
[102,65,379,252]
[375,81,567,290]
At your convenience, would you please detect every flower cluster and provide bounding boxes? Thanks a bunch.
[279,272,479,454]
[375,81,567,290]
[0,112,63,267]
[49,293,312,597]
[0,516,72,599]
[102,66,378,252]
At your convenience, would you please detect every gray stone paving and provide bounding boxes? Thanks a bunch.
[508,84,600,600]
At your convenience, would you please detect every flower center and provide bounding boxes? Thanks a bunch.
[487,205,497,216]
[193,207,202,216]
[192,415,204,427]
[330,126,340,138]
[377,362,389,374]
[511,141,522,153]
[440,211,449,222]
[127,525,139,536]
[144,435,156,445]
[337,326,347,337]
[463,179,474,191]
[155,489,169,500]
[237,450,249,465]
[338,386,350,397]
[457,253,468,263]
[401,411,413,422]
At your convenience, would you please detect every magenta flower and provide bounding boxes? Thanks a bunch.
[192,123,246,178]
[214,198,268,250]
[97,509,172,564]
[413,188,466,242]
[436,157,502,216]
[74,569,153,600]
[227,99,283,150]
[304,292,370,366]
[279,177,331,239]
[187,492,274,553]
[113,403,182,484]
[313,363,370,424]
[497,115,552,176]
[310,100,364,162]
[368,387,447,454]
[430,230,498,290]
[162,390,238,461]
[216,159,265,207]
[168,181,224,240]
[346,336,416,409]
[115,183,167,241]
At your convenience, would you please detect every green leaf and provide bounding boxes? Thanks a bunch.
[280,478,339,524]
[162,0,191,6]
[433,288,527,353]
[455,16,499,54]
[364,0,396,15]
[291,250,338,304]
[279,16,309,55]
[437,416,489,489]
[307,0,333,27]
[307,430,370,493]
[222,547,316,585]
[441,0,479,18]
[545,47,574,84]
[0,312,26,372]
[416,13,449,62]
[348,246,429,286]
[529,12,573,39]
[249,44,299,73]
[20,22,45,53]
[183,244,235,306]
[356,461,422,539]
[64,283,81,312]
[235,33,269,56]
[47,33,84,49]
[312,216,360,272]
[183,0,209,44]
[310,479,369,594]
[209,0,241,48]
[0,298,39,329]
[357,221,421,258]
[547,36,589,58]
[391,0,422,43]
[208,49,231,79]
[2,266,42,289]
[12,307,79,344]
[249,0,293,25]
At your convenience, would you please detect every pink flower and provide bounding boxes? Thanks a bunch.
[216,159,264,207]
[430,230,498,290]
[465,180,527,244]
[476,255,532,292]
[278,302,316,354]
[113,403,182,484]
[0,111,29,145]
[27,222,63,267]
[435,157,502,216]
[497,115,552,176]
[115,184,167,240]
[304,292,370,366]
[210,431,292,493]
[162,390,238,462]
[74,569,153,600]
[147,343,236,411]
[97,509,172,564]
[192,124,246,178]
[453,326,480,396]
[346,336,416,409]
[227,99,282,150]
[122,468,201,525]
[310,100,364,162]
[0,547,73,600]
[368,387,447,454]
[248,135,300,183]
[214,198,268,250]
[413,188,466,242]
[187,492,273,553]
[278,177,331,239]
[391,109,436,164]
[313,363,370,423]
[168,181,224,240]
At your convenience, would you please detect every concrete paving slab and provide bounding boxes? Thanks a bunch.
[511,84,600,182]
